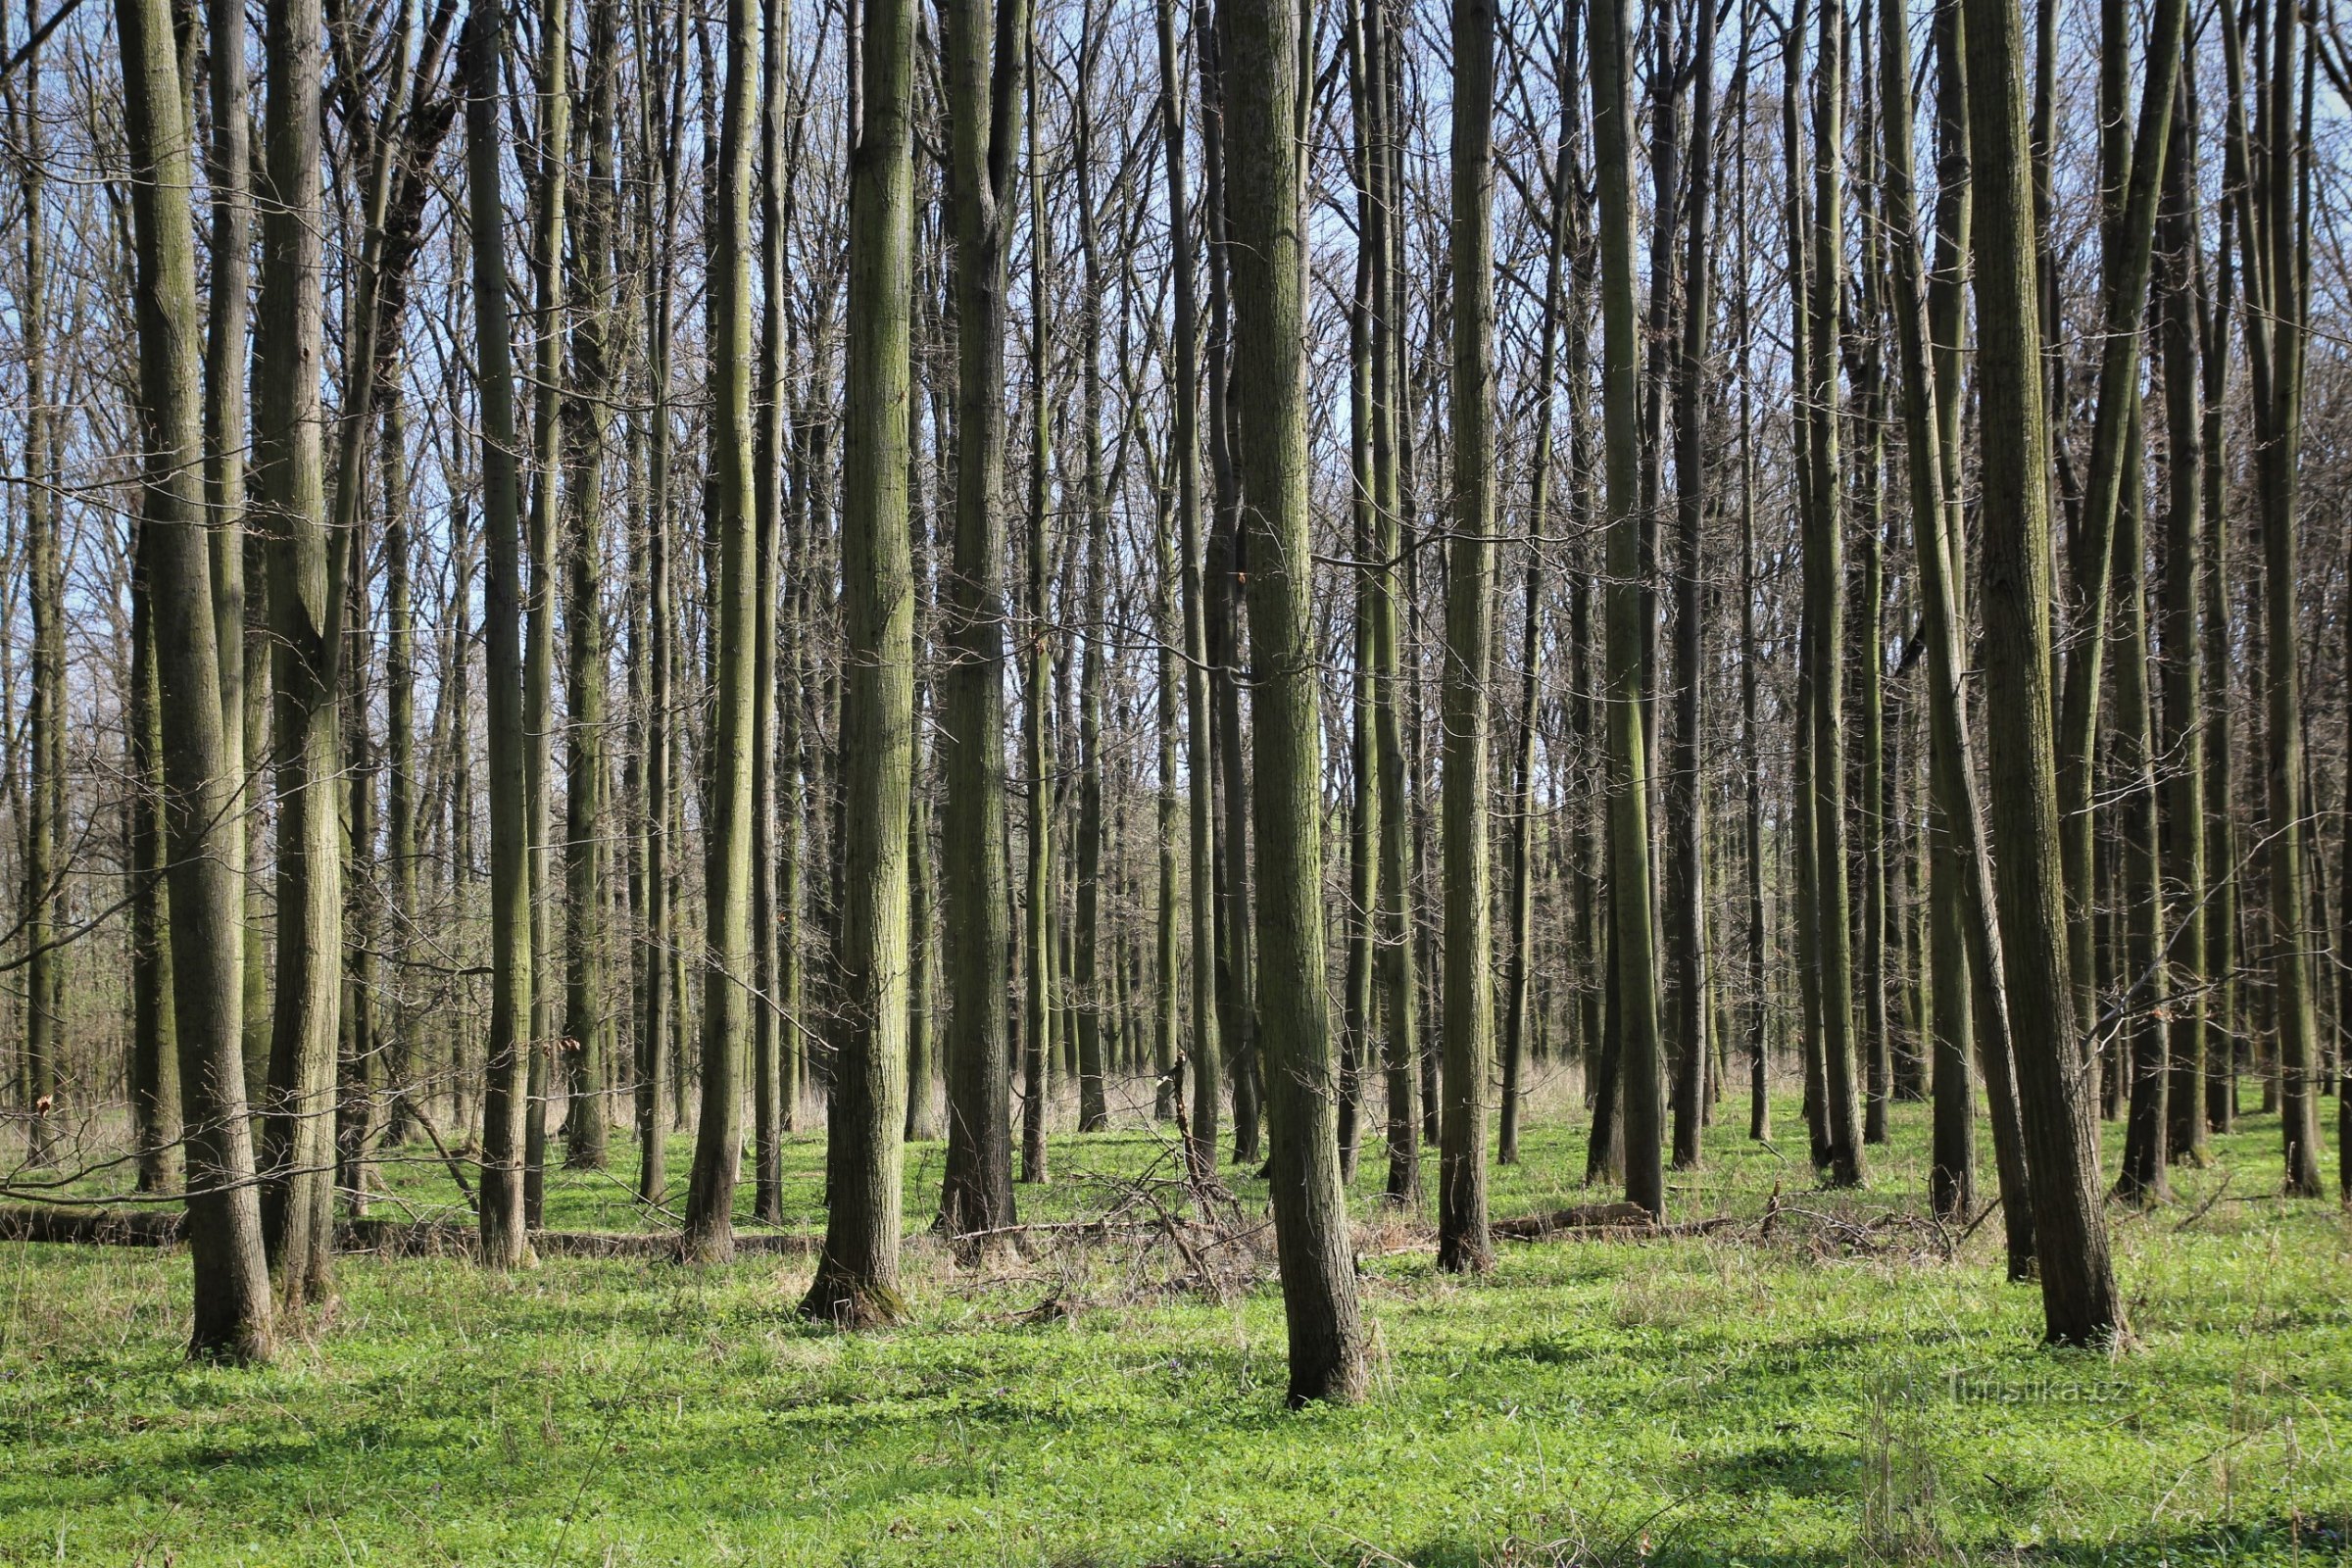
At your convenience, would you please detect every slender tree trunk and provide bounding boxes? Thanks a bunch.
[683,0,762,1260]
[637,24,682,1200]
[935,0,1028,1242]
[1436,0,1496,1274]
[1666,0,1718,1172]
[518,0,570,1230]
[254,0,341,1304]
[1020,55,1054,1185]
[2155,62,2208,1173]
[129,530,182,1192]
[1223,0,1368,1401]
[564,0,623,1174]
[2243,0,2323,1197]
[803,0,913,1321]
[1592,0,1663,1218]
[1963,0,2130,1342]
[117,0,276,1357]
[1501,11,1576,1169]
[2112,405,2172,1201]
[1803,0,1864,1189]
[751,0,796,1216]
[1156,0,1221,1177]
[465,0,537,1271]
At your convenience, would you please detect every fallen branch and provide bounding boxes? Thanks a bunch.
[0,1204,818,1259]
[1492,1202,1738,1242]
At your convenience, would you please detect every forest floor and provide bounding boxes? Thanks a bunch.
[1,1087,2346,1566]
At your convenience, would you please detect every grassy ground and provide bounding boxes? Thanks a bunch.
[2,1088,2347,1566]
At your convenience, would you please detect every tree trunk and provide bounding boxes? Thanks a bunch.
[683,0,762,1260]
[1222,0,1369,1401]
[1963,0,2131,1342]
[1154,0,1217,1165]
[802,0,913,1323]
[1666,0,1717,1173]
[464,0,537,1272]
[935,0,1028,1242]
[1592,0,1664,1218]
[255,0,341,1305]
[1436,0,1496,1274]
[117,0,277,1358]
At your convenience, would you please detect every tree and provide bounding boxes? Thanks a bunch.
[464,0,537,1272]
[803,0,914,1323]
[254,0,342,1305]
[1963,0,2131,1343]
[1801,0,1864,1189]
[1592,0,1663,1220]
[1498,0,1577,1168]
[1220,0,1368,1404]
[563,0,625,1174]
[1156,0,1221,1178]
[1666,0,1718,1172]
[936,0,1031,1243]
[683,0,762,1263]
[1437,0,1495,1275]
[113,0,276,1356]
[519,0,569,1226]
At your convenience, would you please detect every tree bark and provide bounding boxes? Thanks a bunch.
[1221,0,1369,1403]
[803,0,913,1322]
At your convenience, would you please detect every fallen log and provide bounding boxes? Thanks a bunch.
[1491,1202,1739,1242]
[0,1205,818,1259]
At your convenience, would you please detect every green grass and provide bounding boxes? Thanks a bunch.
[3,1091,2347,1566]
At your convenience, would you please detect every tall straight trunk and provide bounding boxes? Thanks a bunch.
[803,0,913,1322]
[1963,0,2130,1342]
[1501,6,1576,1168]
[1153,472,1183,1126]
[1155,0,1221,1175]
[1019,57,1054,1185]
[1222,0,1368,1402]
[1666,0,1717,1172]
[1854,48,1890,1149]
[1781,0,1829,1173]
[564,0,623,1173]
[749,0,789,1220]
[2112,405,2171,1201]
[1803,0,1865,1188]
[465,0,537,1270]
[2242,0,2323,1197]
[1339,6,1376,1175]
[255,0,340,1304]
[519,0,570,1228]
[1436,0,1496,1274]
[18,48,58,1165]
[1360,0,1419,1204]
[196,0,258,1115]
[117,0,276,1357]
[684,0,761,1260]
[1202,3,1260,1165]
[935,0,1028,1241]
[2199,92,2237,1138]
[382,392,417,1147]
[1592,0,1663,1217]
[907,746,939,1139]
[2051,0,2189,1082]
[1922,0,2034,1267]
[129,530,182,1191]
[1907,0,1975,1223]
[1073,45,1109,1136]
[637,22,682,1200]
[2155,62,2207,1171]
[1737,137,1769,1145]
